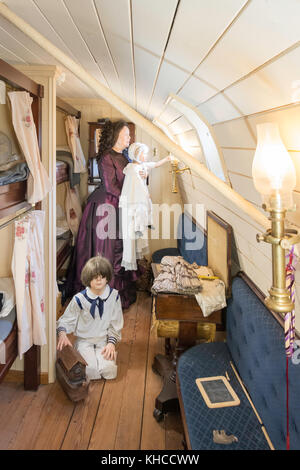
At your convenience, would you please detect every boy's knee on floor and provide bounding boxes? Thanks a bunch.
[101,363,118,380]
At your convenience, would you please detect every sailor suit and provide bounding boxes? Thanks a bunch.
[57,285,123,380]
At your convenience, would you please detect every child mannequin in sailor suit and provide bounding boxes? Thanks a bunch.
[57,256,123,380]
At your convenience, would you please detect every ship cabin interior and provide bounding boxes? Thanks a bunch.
[0,0,300,452]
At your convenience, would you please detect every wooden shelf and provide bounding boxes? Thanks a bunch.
[0,181,30,220]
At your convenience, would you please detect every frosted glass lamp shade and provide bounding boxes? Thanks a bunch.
[252,123,296,209]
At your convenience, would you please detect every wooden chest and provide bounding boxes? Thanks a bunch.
[56,345,90,402]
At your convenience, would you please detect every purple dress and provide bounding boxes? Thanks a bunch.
[67,149,138,309]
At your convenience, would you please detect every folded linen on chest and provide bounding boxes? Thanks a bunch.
[151,259,226,317]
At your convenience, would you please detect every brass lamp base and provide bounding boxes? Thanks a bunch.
[257,197,300,314]
[265,288,294,314]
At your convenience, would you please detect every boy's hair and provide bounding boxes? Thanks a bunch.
[80,255,113,287]
[128,142,149,163]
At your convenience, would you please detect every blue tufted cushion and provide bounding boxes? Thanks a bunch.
[178,276,300,450]
[151,212,207,266]
[0,307,16,342]
[178,342,269,450]
[226,277,300,450]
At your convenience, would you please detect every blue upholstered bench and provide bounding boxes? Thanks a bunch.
[177,273,300,450]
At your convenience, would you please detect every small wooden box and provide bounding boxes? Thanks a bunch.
[56,345,90,402]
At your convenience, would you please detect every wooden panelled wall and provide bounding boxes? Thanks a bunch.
[174,102,300,332]
[62,98,182,255]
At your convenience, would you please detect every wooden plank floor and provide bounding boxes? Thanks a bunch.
[0,292,184,450]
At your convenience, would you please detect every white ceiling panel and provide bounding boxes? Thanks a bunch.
[56,69,97,99]
[168,115,193,135]
[164,0,247,73]
[177,129,200,148]
[178,75,217,107]
[33,0,105,83]
[0,25,44,64]
[197,93,242,124]
[0,14,59,64]
[157,106,182,125]
[195,0,300,91]
[95,0,135,107]
[132,0,177,56]
[3,0,79,60]
[134,46,160,116]
[222,148,254,177]
[0,43,26,63]
[225,45,300,116]
[63,0,122,94]
[246,104,300,151]
[213,118,256,148]
[147,60,190,120]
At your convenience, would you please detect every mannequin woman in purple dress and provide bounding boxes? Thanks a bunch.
[67,120,141,309]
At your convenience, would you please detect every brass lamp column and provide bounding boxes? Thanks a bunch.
[257,198,294,313]
[253,123,298,314]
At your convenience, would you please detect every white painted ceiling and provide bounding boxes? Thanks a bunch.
[1,0,300,129]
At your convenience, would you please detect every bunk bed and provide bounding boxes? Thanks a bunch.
[55,98,81,274]
[0,59,44,390]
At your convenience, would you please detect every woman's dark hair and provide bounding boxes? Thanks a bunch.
[97,119,129,160]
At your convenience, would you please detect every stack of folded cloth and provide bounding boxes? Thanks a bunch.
[0,162,29,186]
[194,266,227,317]
[151,257,227,318]
[151,256,203,295]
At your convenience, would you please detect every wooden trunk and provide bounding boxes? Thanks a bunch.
[56,345,90,402]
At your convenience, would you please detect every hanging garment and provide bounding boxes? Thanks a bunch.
[11,210,47,357]
[65,183,82,237]
[65,115,86,174]
[8,91,51,204]
[119,163,153,271]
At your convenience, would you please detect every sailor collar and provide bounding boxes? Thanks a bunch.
[75,285,113,319]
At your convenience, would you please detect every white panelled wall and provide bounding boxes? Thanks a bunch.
[173,102,300,332]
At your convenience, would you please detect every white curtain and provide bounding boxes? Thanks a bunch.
[8,91,52,204]
[11,210,47,357]
[65,183,82,237]
[65,115,86,173]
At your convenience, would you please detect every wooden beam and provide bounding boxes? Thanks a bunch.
[0,58,43,97]
[56,96,81,118]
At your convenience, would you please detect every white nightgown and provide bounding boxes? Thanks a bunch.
[119,161,156,271]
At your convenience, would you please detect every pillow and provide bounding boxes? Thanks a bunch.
[0,278,15,318]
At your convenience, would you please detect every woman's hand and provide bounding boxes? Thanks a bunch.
[57,331,72,351]
[101,343,117,361]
